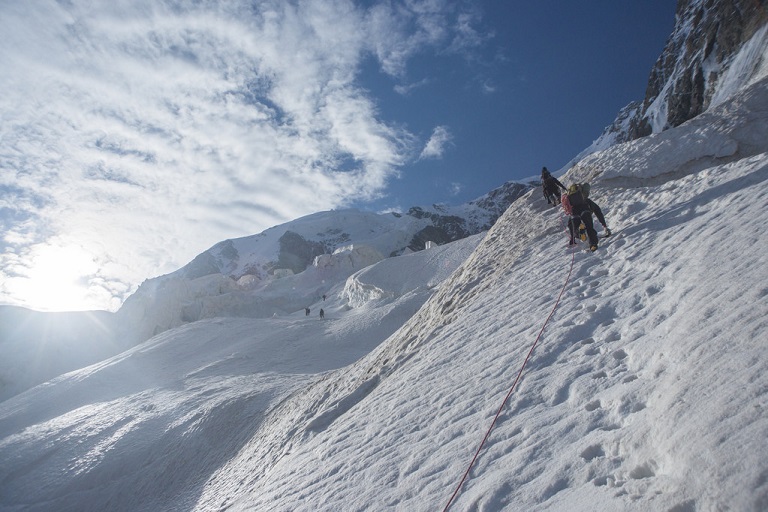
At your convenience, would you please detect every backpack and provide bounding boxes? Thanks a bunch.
[567,183,591,196]
[567,183,590,206]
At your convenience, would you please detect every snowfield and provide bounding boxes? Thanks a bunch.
[2,60,768,512]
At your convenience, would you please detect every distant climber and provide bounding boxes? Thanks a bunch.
[305,307,310,316]
[322,294,326,301]
[561,183,611,251]
[541,167,567,206]
[319,308,325,319]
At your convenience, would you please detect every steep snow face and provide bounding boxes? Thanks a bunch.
[204,81,768,512]
[0,234,484,512]
[709,23,768,107]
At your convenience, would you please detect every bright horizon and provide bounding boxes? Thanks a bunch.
[0,0,676,312]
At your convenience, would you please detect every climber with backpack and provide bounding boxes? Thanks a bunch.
[561,183,612,251]
[541,167,567,206]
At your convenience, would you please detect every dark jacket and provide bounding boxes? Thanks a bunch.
[542,174,566,198]
[569,193,607,226]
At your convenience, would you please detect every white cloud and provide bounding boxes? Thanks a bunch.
[393,78,430,95]
[481,80,497,94]
[0,0,485,311]
[419,126,453,160]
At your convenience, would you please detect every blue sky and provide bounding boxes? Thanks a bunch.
[0,0,676,312]
[358,1,678,211]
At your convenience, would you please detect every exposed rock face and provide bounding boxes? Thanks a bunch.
[469,182,532,225]
[402,181,531,253]
[600,101,646,145]
[637,0,768,135]
[580,0,768,160]
[405,208,469,252]
[182,240,238,279]
[276,231,328,275]
[407,223,465,252]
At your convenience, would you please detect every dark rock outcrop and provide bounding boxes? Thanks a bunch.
[276,231,328,274]
[583,0,768,157]
[638,0,768,134]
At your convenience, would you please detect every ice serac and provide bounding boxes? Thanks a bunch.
[113,181,532,345]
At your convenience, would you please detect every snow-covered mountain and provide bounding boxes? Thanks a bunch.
[1,75,766,510]
[2,3,768,511]
[572,0,768,163]
[0,181,530,402]
[113,180,531,345]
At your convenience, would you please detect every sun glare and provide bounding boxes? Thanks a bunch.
[13,244,99,312]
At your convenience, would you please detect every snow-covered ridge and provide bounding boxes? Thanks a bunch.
[568,77,768,186]
[3,75,757,511]
[177,180,531,284]
[113,181,530,345]
[572,1,768,167]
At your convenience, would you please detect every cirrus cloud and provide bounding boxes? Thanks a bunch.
[0,0,485,311]
[419,125,454,160]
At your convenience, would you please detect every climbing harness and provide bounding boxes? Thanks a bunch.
[442,214,577,511]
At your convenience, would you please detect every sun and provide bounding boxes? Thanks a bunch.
[12,244,100,312]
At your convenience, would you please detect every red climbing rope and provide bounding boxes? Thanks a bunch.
[442,213,576,511]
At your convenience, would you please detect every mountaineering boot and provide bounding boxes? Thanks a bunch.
[590,245,598,252]
[579,222,587,242]
[603,227,612,237]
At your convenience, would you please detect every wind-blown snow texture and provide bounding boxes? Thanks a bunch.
[2,73,767,510]
[3,7,768,511]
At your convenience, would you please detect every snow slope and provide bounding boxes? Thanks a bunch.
[0,234,483,511]
[209,80,768,512]
[0,182,529,402]
[1,75,767,511]
[216,89,768,511]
